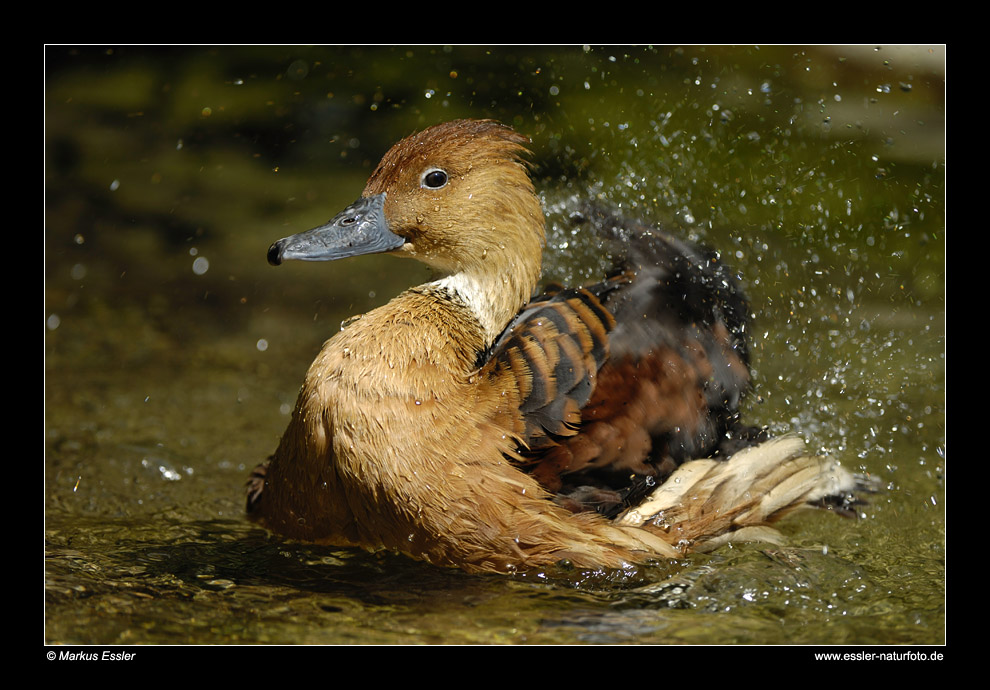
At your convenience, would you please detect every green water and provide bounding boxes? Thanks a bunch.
[45,45,944,646]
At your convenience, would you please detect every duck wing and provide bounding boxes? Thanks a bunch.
[482,212,763,515]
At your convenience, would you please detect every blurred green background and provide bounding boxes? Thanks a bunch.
[45,45,944,645]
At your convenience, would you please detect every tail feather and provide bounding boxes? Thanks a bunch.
[615,436,866,553]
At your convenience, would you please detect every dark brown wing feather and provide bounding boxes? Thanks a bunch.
[484,208,765,516]
[484,281,622,447]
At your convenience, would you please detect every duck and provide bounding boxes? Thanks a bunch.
[247,118,865,574]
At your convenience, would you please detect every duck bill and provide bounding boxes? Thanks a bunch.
[267,193,404,266]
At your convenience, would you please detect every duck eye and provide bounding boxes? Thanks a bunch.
[422,169,448,189]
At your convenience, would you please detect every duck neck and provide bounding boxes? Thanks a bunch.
[429,258,537,348]
[424,205,546,348]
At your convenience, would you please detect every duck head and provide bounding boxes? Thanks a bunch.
[267,120,547,342]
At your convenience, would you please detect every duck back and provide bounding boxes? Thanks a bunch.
[482,206,765,517]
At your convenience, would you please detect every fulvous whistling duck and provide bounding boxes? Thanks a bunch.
[247,119,866,574]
